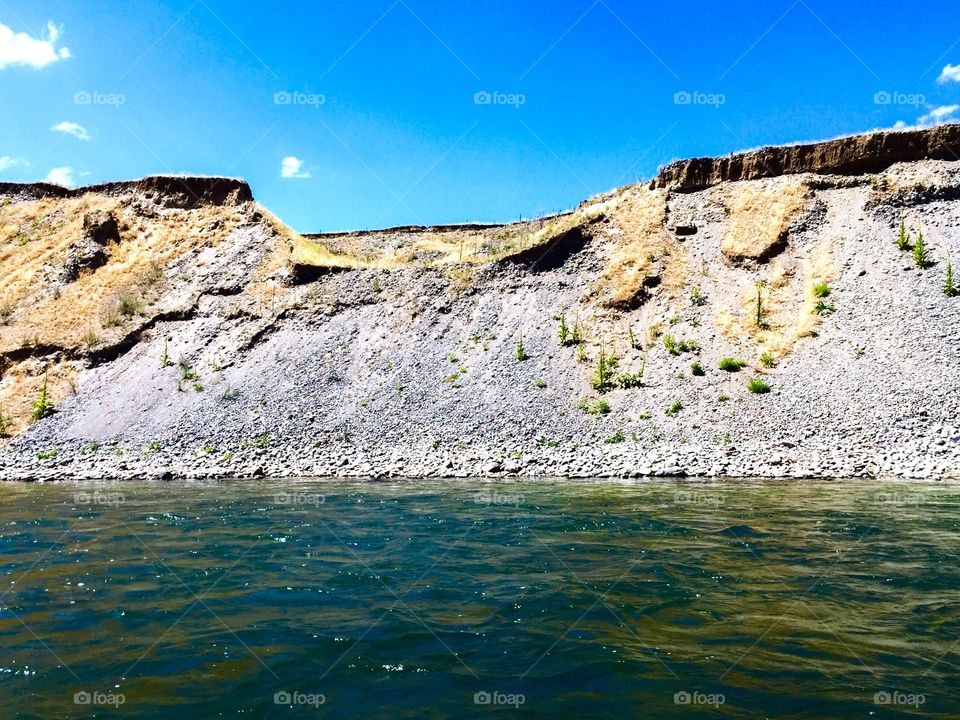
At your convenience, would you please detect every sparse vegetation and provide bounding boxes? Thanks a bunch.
[535,377,546,388]
[718,357,746,372]
[754,280,767,329]
[815,301,836,316]
[945,260,957,297]
[663,335,698,356]
[689,286,707,306]
[665,399,683,417]
[718,394,730,402]
[913,228,929,268]
[36,449,58,460]
[748,377,771,394]
[592,344,618,393]
[896,220,911,251]
[161,339,171,368]
[516,331,529,361]
[578,397,611,415]
[617,366,644,389]
[605,430,625,444]
[30,373,54,422]
[145,440,161,453]
[116,292,142,318]
[143,261,164,285]
[759,352,776,368]
[691,361,704,376]
[813,282,831,298]
[0,301,14,324]
[557,313,570,345]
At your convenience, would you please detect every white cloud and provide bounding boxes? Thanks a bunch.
[917,104,960,126]
[44,166,75,188]
[0,156,29,172]
[51,121,90,141]
[281,156,310,179]
[937,63,960,84]
[0,21,70,70]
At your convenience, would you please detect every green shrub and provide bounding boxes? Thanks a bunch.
[557,313,570,345]
[813,282,831,298]
[535,377,546,388]
[759,352,776,368]
[591,344,618,393]
[913,228,929,268]
[944,260,957,297]
[605,430,625,444]
[718,357,746,372]
[663,335,698,356]
[748,377,771,394]
[36,449,58,460]
[145,440,161,453]
[815,301,836,316]
[665,399,683,417]
[30,373,54,422]
[717,394,730,402]
[617,367,644,389]
[896,220,912,251]
[516,331,529,361]
[689,286,707,306]
[578,397,611,415]
[691,361,704,376]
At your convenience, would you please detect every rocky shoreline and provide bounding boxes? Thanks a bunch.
[2,127,960,483]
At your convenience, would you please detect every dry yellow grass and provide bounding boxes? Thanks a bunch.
[721,177,810,261]
[0,192,254,430]
[0,194,247,354]
[0,358,82,436]
[714,239,836,363]
[592,187,674,308]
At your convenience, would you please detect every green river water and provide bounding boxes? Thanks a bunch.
[0,478,956,718]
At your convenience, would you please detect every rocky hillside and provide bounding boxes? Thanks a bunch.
[1,127,959,481]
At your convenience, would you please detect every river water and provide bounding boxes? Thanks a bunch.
[0,478,956,718]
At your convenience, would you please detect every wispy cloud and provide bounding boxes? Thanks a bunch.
[52,121,90,141]
[44,167,75,187]
[917,104,960,126]
[0,21,70,70]
[0,156,29,172]
[281,156,310,179]
[937,63,960,84]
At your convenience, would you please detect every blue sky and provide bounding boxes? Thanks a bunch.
[2,1,960,231]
